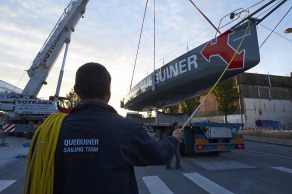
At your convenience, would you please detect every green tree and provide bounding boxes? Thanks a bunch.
[66,88,80,107]
[180,96,200,117]
[213,78,239,123]
[162,105,179,114]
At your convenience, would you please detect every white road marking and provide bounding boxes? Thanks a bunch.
[272,166,292,174]
[192,157,255,170]
[184,173,234,194]
[244,150,292,160]
[0,180,16,192]
[142,176,173,194]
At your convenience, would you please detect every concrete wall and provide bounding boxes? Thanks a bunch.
[243,98,292,129]
[191,73,292,130]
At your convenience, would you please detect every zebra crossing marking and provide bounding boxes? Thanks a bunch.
[142,176,173,194]
[192,157,255,170]
[184,173,234,194]
[272,166,292,174]
[0,180,16,192]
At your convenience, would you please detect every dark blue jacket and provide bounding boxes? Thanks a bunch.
[54,100,178,194]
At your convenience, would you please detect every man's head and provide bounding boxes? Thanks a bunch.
[173,121,179,129]
[74,62,111,102]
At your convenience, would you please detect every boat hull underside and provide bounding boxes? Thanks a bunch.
[122,20,260,111]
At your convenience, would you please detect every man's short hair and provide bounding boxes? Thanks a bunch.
[75,62,111,99]
[172,121,178,127]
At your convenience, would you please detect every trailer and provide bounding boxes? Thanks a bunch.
[127,111,244,155]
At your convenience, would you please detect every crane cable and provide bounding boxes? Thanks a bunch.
[260,6,292,48]
[130,0,149,90]
[189,0,221,35]
[153,0,156,71]
[260,24,292,43]
[23,113,67,194]
[181,21,251,130]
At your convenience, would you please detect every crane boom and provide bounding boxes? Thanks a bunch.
[0,0,89,139]
[22,0,89,98]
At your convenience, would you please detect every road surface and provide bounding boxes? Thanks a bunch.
[0,136,292,194]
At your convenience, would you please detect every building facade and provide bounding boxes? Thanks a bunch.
[194,72,292,130]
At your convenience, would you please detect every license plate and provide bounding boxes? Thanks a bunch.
[216,145,225,149]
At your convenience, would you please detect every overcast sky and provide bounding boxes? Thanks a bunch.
[0,0,291,116]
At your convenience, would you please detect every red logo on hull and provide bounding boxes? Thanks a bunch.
[201,30,245,70]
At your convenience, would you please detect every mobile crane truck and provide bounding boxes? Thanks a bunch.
[0,0,89,140]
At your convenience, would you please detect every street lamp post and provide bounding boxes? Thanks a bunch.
[284,28,292,33]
